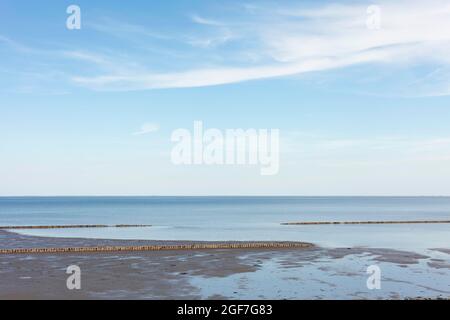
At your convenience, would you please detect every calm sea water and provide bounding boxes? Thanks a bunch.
[1,196,450,250]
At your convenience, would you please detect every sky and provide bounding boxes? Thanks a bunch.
[1,0,450,196]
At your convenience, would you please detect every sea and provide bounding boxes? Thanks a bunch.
[1,196,449,250]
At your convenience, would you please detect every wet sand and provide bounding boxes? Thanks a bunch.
[0,230,449,300]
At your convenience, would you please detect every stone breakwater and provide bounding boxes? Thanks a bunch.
[0,224,152,230]
[281,220,450,225]
[0,242,313,254]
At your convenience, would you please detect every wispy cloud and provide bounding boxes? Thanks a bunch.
[0,34,49,55]
[186,30,234,48]
[87,18,172,40]
[3,1,450,95]
[132,123,160,135]
[190,14,223,26]
[71,47,404,90]
[67,0,450,94]
[281,132,450,165]
[63,51,111,66]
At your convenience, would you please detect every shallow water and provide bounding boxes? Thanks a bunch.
[189,250,450,299]
[1,196,450,250]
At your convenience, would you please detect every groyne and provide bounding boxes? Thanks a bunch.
[0,242,313,255]
[0,224,152,230]
[281,220,450,225]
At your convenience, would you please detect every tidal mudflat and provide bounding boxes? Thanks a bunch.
[0,230,448,300]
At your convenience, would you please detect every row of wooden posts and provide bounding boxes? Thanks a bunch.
[0,242,313,255]
[0,224,152,230]
[281,220,450,225]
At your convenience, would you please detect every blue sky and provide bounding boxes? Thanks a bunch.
[1,0,450,195]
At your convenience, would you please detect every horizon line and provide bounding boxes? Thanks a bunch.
[1,195,450,198]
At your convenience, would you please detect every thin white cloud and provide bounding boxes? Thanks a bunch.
[88,18,171,40]
[0,35,36,53]
[0,34,49,55]
[190,14,223,26]
[281,132,450,169]
[186,30,234,48]
[187,14,235,48]
[71,46,405,90]
[69,0,450,94]
[132,123,160,135]
[63,51,110,66]
[3,1,450,95]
